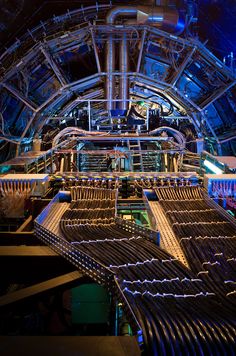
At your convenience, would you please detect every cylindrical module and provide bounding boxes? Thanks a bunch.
[105,34,116,113]
[119,32,129,113]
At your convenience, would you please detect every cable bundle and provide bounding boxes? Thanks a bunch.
[155,186,236,308]
[59,186,236,354]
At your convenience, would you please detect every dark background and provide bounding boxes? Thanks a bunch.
[0,1,236,63]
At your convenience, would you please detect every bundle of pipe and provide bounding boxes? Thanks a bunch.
[59,186,236,354]
[149,126,186,149]
[134,175,195,189]
[0,180,36,218]
[64,177,120,190]
[105,6,185,114]
[155,185,236,306]
[52,127,110,147]
[61,186,117,235]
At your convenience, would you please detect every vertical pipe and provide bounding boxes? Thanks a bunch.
[88,100,91,131]
[136,29,147,73]
[119,32,129,112]
[90,27,101,73]
[106,34,115,114]
[146,107,149,131]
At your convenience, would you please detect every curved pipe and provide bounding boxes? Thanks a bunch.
[106,34,116,113]
[149,126,186,148]
[106,6,185,34]
[105,6,185,114]
[218,135,236,144]
[52,127,108,147]
[119,32,129,113]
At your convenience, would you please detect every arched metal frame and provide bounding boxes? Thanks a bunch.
[0,4,235,154]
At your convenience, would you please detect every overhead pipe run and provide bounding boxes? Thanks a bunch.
[149,126,186,149]
[106,6,185,33]
[119,32,129,114]
[105,6,185,115]
[106,34,116,114]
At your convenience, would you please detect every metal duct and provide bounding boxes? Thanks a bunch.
[105,34,116,114]
[149,126,186,148]
[105,6,185,115]
[119,32,129,113]
[106,6,185,33]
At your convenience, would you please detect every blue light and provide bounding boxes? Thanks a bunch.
[137,329,143,344]
[203,159,223,174]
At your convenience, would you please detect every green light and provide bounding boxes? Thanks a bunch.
[227,210,234,217]
[137,101,145,106]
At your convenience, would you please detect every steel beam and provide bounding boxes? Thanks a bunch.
[171,47,196,86]
[167,87,202,112]
[40,46,67,86]
[59,89,104,116]
[0,246,58,256]
[0,271,83,306]
[19,112,37,144]
[200,111,221,153]
[200,80,236,110]
[89,27,101,73]
[37,89,104,134]
[136,29,147,73]
[1,83,37,112]
[133,72,172,90]
[16,215,32,232]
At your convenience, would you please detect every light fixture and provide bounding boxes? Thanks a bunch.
[203,159,223,174]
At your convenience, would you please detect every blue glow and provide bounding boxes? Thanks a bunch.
[203,159,223,174]
[137,330,143,345]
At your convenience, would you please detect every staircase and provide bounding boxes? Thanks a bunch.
[128,139,143,172]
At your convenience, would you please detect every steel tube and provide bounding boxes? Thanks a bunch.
[119,32,129,112]
[105,34,116,113]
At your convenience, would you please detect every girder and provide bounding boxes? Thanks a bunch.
[0,4,235,155]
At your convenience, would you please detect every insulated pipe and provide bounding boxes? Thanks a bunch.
[149,126,186,148]
[105,34,116,113]
[119,32,129,113]
[105,6,185,113]
[106,6,185,33]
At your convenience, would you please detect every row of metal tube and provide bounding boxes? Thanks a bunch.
[59,186,236,354]
[156,186,236,310]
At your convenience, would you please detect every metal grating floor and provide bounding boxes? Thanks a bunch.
[148,201,189,267]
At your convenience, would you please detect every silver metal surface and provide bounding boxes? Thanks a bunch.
[119,32,129,112]
[105,34,116,113]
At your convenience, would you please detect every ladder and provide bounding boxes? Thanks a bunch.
[128,139,143,172]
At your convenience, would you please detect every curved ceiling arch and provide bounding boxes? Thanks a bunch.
[0,4,235,155]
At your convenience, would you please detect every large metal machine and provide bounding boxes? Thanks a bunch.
[0,1,236,355]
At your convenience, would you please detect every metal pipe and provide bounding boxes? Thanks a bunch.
[105,6,185,114]
[119,32,129,113]
[105,34,116,113]
[106,6,185,33]
[136,29,147,73]
[90,27,101,73]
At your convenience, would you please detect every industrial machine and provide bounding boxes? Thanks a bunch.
[0,1,236,355]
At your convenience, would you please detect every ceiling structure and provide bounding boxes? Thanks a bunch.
[0,0,236,160]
